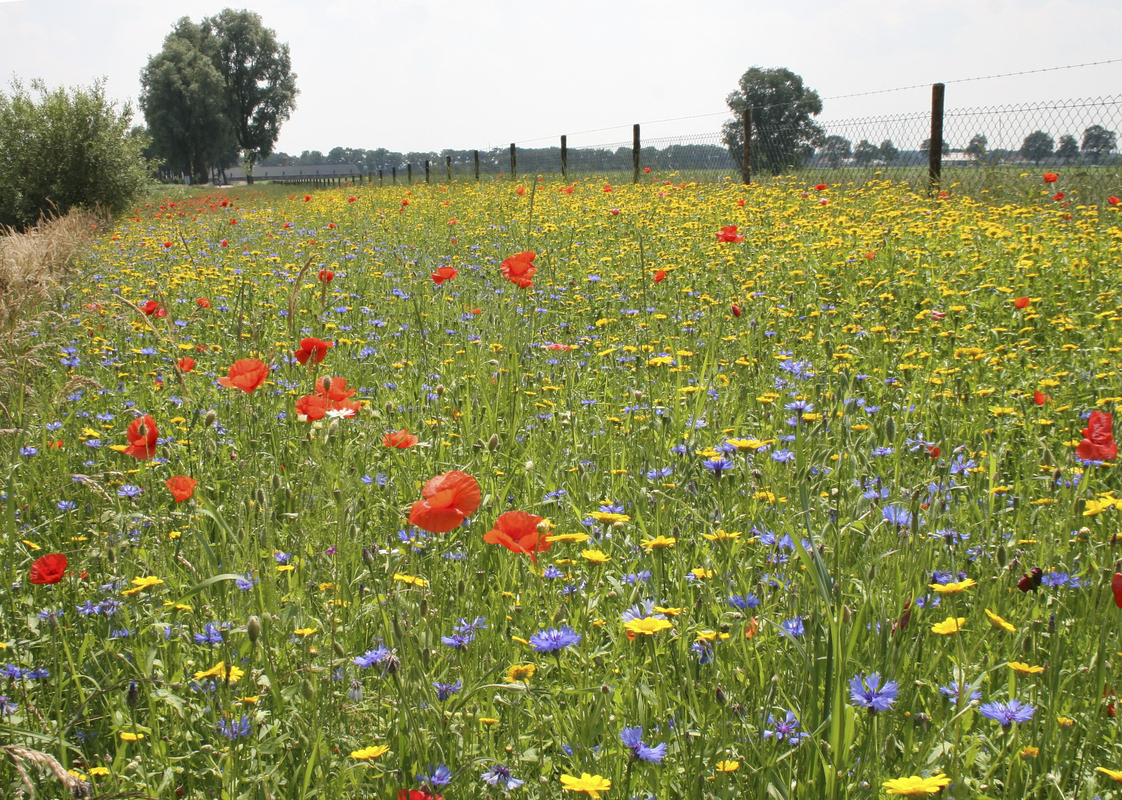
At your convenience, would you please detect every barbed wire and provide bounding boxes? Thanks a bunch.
[514,57,1122,145]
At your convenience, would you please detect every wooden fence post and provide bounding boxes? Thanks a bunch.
[446,155,452,182]
[425,160,430,184]
[392,167,396,184]
[474,150,480,181]
[379,169,384,185]
[633,124,640,183]
[407,163,413,184]
[561,135,567,180]
[742,107,752,185]
[929,82,945,193]
[510,143,516,178]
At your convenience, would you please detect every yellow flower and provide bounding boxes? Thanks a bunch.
[1098,767,1122,783]
[929,578,976,593]
[641,535,676,550]
[624,617,673,635]
[725,438,771,451]
[882,773,952,796]
[1008,661,1044,674]
[930,616,966,635]
[393,573,428,588]
[277,564,296,572]
[587,511,630,523]
[547,532,590,544]
[479,717,500,725]
[560,772,612,797]
[511,636,529,646]
[507,663,536,683]
[1057,716,1074,728]
[582,549,611,563]
[690,567,714,579]
[702,529,741,541]
[1020,745,1040,759]
[119,732,144,742]
[88,766,110,776]
[350,745,390,760]
[193,661,245,683]
[654,606,683,616]
[293,628,317,636]
[985,609,1016,632]
[714,760,740,773]
[236,696,260,704]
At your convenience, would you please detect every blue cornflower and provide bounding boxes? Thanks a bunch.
[619,726,667,763]
[646,466,673,480]
[19,446,38,457]
[217,715,252,740]
[939,682,982,702]
[882,505,913,527]
[0,696,17,715]
[849,673,899,713]
[453,617,487,633]
[481,764,523,790]
[979,698,1036,728]
[542,566,564,579]
[117,484,142,498]
[728,594,760,610]
[354,646,393,669]
[703,457,735,477]
[56,500,76,511]
[763,710,808,745]
[433,679,463,701]
[780,617,805,638]
[235,574,257,591]
[871,446,895,458]
[194,623,224,645]
[529,626,581,653]
[771,449,795,463]
[1041,571,1081,588]
[441,632,475,650]
[950,455,977,475]
[416,764,453,788]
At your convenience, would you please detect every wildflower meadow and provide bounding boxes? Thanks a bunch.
[4,173,1122,800]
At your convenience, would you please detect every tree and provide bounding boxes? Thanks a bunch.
[0,79,150,230]
[140,19,234,185]
[1081,125,1118,165]
[721,67,824,175]
[1056,134,1079,162]
[965,133,987,162]
[878,139,900,165]
[820,135,852,166]
[854,139,880,166]
[1019,130,1054,164]
[203,9,298,182]
[919,138,950,158]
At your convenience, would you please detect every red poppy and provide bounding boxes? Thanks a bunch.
[930,310,946,320]
[1113,573,1122,608]
[197,297,210,308]
[603,185,613,193]
[1013,296,1030,309]
[560,186,574,194]
[348,196,356,203]
[30,553,67,584]
[653,269,667,283]
[315,376,356,402]
[1043,172,1059,183]
[178,357,195,373]
[141,300,161,316]
[383,429,419,448]
[295,337,333,365]
[1017,567,1043,593]
[716,225,745,243]
[1033,390,1048,405]
[1053,192,1065,201]
[644,167,651,173]
[1110,196,1120,206]
[515,186,526,195]
[1077,410,1117,462]
[329,399,360,417]
[327,223,337,229]
[432,266,458,285]
[737,198,745,207]
[317,269,334,283]
[500,251,537,288]
[398,791,443,800]
[218,359,270,393]
[926,445,940,459]
[220,239,229,247]
[814,183,827,191]
[123,415,158,459]
[409,471,481,533]
[166,475,198,502]
[295,394,328,421]
[544,343,574,351]
[731,304,742,317]
[484,510,550,564]
[304,195,312,202]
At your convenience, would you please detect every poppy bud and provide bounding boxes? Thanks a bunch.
[435,384,445,397]
[362,547,374,566]
[321,376,332,394]
[842,604,852,623]
[487,433,500,451]
[255,488,266,506]
[327,419,339,438]
[271,474,282,490]
[715,686,726,705]
[1031,566,1043,587]
[301,679,316,702]
[334,640,346,657]
[247,615,261,644]
[996,544,1007,568]
[456,579,466,596]
[419,598,428,617]
[884,417,895,442]
[1017,573,1035,593]
[601,684,611,694]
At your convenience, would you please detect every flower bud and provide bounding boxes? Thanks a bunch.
[321,376,332,394]
[487,433,500,451]
[385,401,394,415]
[301,679,316,702]
[247,615,261,644]
[203,409,217,427]
[327,419,339,438]
[362,547,374,566]
[126,681,140,709]
[435,384,445,397]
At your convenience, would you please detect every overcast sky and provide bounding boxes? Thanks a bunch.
[1,0,1119,154]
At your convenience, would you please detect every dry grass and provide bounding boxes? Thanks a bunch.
[0,209,102,420]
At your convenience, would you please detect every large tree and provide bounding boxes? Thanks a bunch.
[722,67,824,176]
[853,139,879,166]
[1019,130,1054,164]
[140,19,234,185]
[1082,124,1118,165]
[203,9,298,182]
[1056,134,1080,162]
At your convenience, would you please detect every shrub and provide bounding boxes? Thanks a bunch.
[0,79,150,230]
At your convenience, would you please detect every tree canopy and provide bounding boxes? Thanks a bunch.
[721,67,824,175]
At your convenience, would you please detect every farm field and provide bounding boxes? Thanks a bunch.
[3,174,1122,800]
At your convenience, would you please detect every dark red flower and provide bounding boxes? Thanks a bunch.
[398,791,443,800]
[731,304,742,317]
[166,476,197,502]
[218,359,270,393]
[1110,196,1120,206]
[500,251,537,288]
[1077,410,1117,462]
[409,471,481,533]
[30,553,67,584]
[1053,192,1065,201]
[484,510,550,564]
[1113,573,1122,608]
[124,415,158,459]
[295,338,333,365]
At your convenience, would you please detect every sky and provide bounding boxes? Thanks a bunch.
[0,0,1119,155]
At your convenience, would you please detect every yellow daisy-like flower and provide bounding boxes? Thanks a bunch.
[641,535,676,550]
[293,628,317,636]
[547,532,591,544]
[392,573,428,588]
[714,760,740,773]
[985,609,1016,632]
[479,717,500,725]
[725,438,771,451]
[1057,716,1074,728]
[929,578,977,593]
[587,511,630,524]
[88,766,110,776]
[690,567,714,579]
[507,663,536,684]
[1008,661,1045,674]
[350,745,390,760]
[702,529,741,541]
[119,732,144,742]
[654,606,683,616]
[930,616,966,635]
[277,564,296,572]
[624,617,673,635]
[121,575,164,595]
[882,773,952,796]
[560,772,612,797]
[1020,745,1040,759]
[193,661,245,683]
[581,549,611,564]
[1097,767,1122,783]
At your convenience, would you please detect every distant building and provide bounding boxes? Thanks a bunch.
[225,164,361,183]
